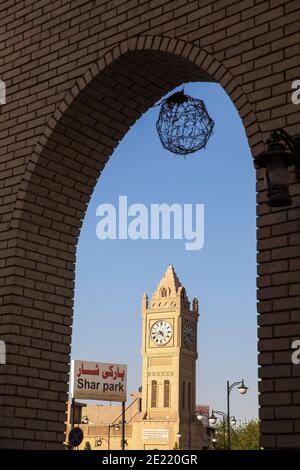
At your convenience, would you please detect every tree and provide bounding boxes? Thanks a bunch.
[213,419,260,450]
[231,419,260,450]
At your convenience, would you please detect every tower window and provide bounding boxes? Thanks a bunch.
[181,381,185,409]
[151,380,157,408]
[161,287,168,297]
[164,380,170,408]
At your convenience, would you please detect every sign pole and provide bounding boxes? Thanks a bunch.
[71,397,75,429]
[108,424,111,451]
[121,401,125,451]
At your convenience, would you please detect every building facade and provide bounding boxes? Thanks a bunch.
[66,266,210,450]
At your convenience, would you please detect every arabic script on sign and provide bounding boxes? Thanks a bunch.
[71,360,127,402]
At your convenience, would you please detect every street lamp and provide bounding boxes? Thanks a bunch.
[176,432,181,450]
[95,438,102,447]
[227,380,248,450]
[108,422,120,450]
[238,380,248,395]
[196,413,205,423]
[209,410,237,426]
[255,129,300,207]
[208,411,217,426]
[208,410,235,449]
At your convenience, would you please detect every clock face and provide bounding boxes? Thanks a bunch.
[183,321,194,349]
[150,321,172,346]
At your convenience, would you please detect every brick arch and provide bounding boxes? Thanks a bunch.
[2,36,265,450]
[14,35,263,224]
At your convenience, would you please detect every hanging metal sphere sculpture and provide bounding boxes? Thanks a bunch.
[156,91,215,156]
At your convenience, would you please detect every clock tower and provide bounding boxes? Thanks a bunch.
[139,265,201,449]
[67,265,209,450]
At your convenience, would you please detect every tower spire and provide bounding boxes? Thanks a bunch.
[152,264,183,299]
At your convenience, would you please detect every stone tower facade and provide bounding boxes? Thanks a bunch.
[140,265,201,449]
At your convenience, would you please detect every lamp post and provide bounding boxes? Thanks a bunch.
[197,411,217,450]
[208,410,236,449]
[121,401,126,451]
[226,380,248,450]
[108,423,120,450]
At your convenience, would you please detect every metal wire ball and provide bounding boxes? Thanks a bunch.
[156,91,215,156]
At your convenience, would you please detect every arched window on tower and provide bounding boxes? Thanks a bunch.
[160,287,168,297]
[151,380,157,408]
[164,380,170,407]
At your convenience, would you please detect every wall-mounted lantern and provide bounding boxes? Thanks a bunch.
[255,129,300,207]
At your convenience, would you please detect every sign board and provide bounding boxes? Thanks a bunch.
[142,429,169,440]
[196,404,210,426]
[196,405,209,417]
[69,427,84,447]
[71,360,127,402]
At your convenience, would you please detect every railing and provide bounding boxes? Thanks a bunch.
[111,397,141,425]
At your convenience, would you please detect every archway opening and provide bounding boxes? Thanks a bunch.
[71,81,257,448]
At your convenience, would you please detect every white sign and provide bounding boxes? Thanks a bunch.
[142,429,169,440]
[71,360,127,402]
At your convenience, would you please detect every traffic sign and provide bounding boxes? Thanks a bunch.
[69,427,84,448]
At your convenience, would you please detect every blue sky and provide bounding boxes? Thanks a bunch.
[72,82,258,421]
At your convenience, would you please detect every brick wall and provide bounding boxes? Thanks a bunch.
[0,0,299,449]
